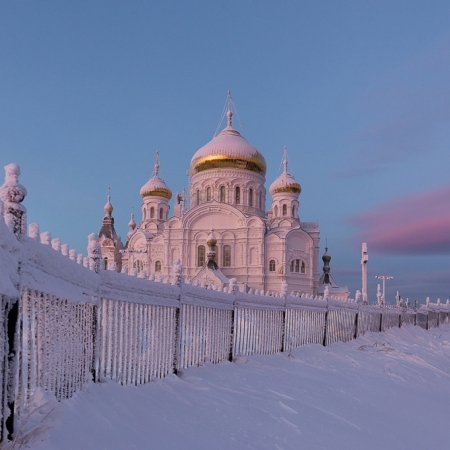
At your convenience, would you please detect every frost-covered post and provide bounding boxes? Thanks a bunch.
[355,290,361,304]
[28,222,40,240]
[0,163,27,237]
[281,280,288,298]
[40,231,51,245]
[323,285,330,301]
[69,249,77,261]
[51,238,61,251]
[376,284,383,306]
[61,243,69,257]
[87,233,102,273]
[173,259,183,287]
[229,277,237,294]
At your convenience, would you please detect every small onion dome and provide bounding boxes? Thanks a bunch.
[140,152,172,200]
[104,194,113,216]
[140,175,172,200]
[269,155,301,197]
[322,247,331,263]
[206,229,217,247]
[128,213,136,230]
[190,110,266,176]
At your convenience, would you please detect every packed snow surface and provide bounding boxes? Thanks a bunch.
[26,325,450,450]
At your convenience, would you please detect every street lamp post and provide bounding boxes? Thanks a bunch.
[375,275,393,304]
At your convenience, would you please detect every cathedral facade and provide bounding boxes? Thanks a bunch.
[99,102,330,296]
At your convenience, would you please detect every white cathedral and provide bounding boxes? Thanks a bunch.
[98,97,348,297]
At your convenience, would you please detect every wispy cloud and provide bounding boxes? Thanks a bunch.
[347,184,450,255]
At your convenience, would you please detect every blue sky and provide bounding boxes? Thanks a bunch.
[1,1,449,301]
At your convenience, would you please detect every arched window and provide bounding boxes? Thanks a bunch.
[301,262,306,273]
[292,205,295,217]
[249,188,253,207]
[155,260,161,272]
[290,259,300,273]
[150,207,155,219]
[220,186,225,203]
[206,187,211,201]
[196,189,200,206]
[282,204,287,216]
[259,191,262,209]
[159,208,163,219]
[223,245,231,267]
[235,186,240,204]
[134,260,144,272]
[197,245,205,266]
[104,257,108,270]
[269,260,276,272]
[274,205,278,217]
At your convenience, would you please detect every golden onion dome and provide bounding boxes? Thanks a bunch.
[206,229,217,247]
[140,175,172,200]
[140,152,172,200]
[190,110,266,176]
[269,154,301,197]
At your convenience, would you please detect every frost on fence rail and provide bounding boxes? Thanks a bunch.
[98,299,177,385]
[178,305,232,369]
[357,309,382,334]
[284,309,326,350]
[178,283,234,369]
[233,293,285,358]
[17,289,95,416]
[381,309,401,331]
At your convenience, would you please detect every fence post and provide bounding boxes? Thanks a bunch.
[173,306,181,375]
[353,309,359,339]
[322,307,328,347]
[92,301,100,382]
[3,298,20,441]
[228,308,235,362]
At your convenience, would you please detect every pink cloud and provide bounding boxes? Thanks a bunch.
[348,185,450,255]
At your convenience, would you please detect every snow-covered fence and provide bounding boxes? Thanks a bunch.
[381,309,401,331]
[233,293,284,357]
[358,308,382,335]
[98,300,177,384]
[17,289,96,411]
[1,163,449,443]
[96,270,180,383]
[283,297,326,350]
[177,285,234,370]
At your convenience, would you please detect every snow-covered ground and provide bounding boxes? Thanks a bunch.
[20,325,450,450]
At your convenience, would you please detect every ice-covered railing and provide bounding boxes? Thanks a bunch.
[1,162,449,442]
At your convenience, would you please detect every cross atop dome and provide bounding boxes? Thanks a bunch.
[154,150,160,177]
[283,146,288,173]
